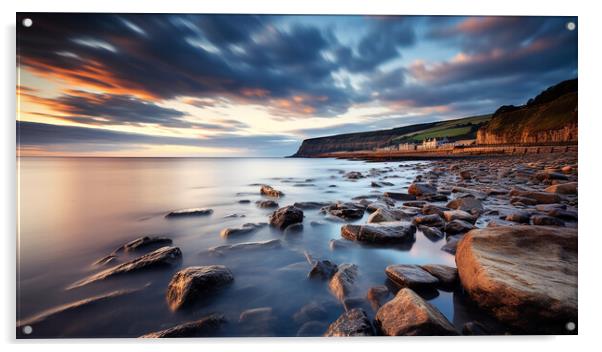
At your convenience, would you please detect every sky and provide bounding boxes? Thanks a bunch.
[16,14,577,157]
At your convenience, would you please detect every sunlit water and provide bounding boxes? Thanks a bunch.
[17,157,485,338]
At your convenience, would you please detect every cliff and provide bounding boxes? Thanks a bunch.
[476,79,578,145]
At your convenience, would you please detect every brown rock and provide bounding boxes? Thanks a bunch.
[260,185,284,197]
[531,215,565,226]
[367,208,411,223]
[385,264,439,290]
[329,264,358,304]
[408,183,437,196]
[413,214,445,229]
[166,265,234,310]
[444,219,476,235]
[420,264,458,287]
[341,222,416,244]
[140,314,226,338]
[544,182,577,195]
[269,205,304,230]
[509,189,561,204]
[443,210,477,224]
[324,308,374,336]
[455,226,577,333]
[446,197,483,213]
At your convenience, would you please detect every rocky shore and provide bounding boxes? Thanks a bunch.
[18,151,578,337]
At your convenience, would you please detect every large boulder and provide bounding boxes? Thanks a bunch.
[141,314,226,338]
[408,183,437,196]
[385,264,439,290]
[269,205,304,230]
[455,226,577,333]
[341,222,416,244]
[375,288,458,336]
[323,308,374,336]
[68,246,182,289]
[166,266,234,310]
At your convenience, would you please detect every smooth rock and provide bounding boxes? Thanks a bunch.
[443,210,477,224]
[408,183,437,196]
[293,201,331,209]
[385,264,439,290]
[117,236,173,252]
[413,214,445,229]
[208,239,282,255]
[166,265,234,310]
[341,222,416,244]
[544,182,577,195]
[255,200,279,208]
[269,205,304,230]
[505,211,531,224]
[419,225,444,241]
[166,208,213,218]
[260,185,284,198]
[219,223,266,238]
[444,219,476,235]
[367,208,411,223]
[509,189,561,204]
[329,264,358,304]
[446,197,483,213]
[531,215,565,226]
[420,264,458,287]
[383,192,417,201]
[321,202,366,220]
[323,308,374,336]
[141,314,226,338]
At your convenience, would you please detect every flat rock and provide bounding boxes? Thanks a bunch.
[166,265,234,310]
[166,208,213,218]
[442,210,477,224]
[208,239,282,256]
[385,264,439,290]
[255,200,279,208]
[341,222,416,244]
[408,183,437,196]
[321,202,366,220]
[444,219,476,235]
[446,197,483,213]
[420,264,458,287]
[531,215,565,226]
[419,225,444,241]
[509,189,561,204]
[367,208,411,223]
[383,192,416,201]
[421,204,447,217]
[505,211,531,224]
[219,223,266,238]
[269,205,304,230]
[141,314,226,338]
[117,236,173,252]
[293,201,331,209]
[544,182,577,195]
[68,246,182,289]
[323,308,374,336]
[260,185,284,197]
[375,288,458,336]
[455,226,577,333]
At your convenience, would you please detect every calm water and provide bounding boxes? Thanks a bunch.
[17,157,478,338]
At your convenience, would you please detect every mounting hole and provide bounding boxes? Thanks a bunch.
[22,18,33,28]
[566,22,576,31]
[22,325,33,335]
[566,321,576,331]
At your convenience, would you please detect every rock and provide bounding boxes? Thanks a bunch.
[219,223,266,238]
[329,264,358,304]
[341,222,416,244]
[403,200,427,208]
[238,199,251,204]
[367,208,411,223]
[451,186,488,200]
[367,285,390,310]
[509,189,561,204]
[385,265,439,290]
[166,208,213,218]
[321,202,366,220]
[141,314,226,338]
[442,210,477,224]
[444,219,476,235]
[166,265,234,310]
[208,239,282,255]
[329,239,353,251]
[531,215,565,226]
[344,171,364,179]
[93,254,117,266]
[420,264,458,287]
[68,246,182,289]
[561,165,574,173]
[459,170,472,180]
[421,204,447,217]
[544,182,577,195]
[408,183,437,196]
[269,205,304,230]
[455,226,577,333]
[308,260,338,280]
[238,307,275,336]
[446,197,483,213]
[371,181,393,188]
[383,192,416,201]
[441,236,462,255]
[535,203,566,212]
[293,301,330,324]
[413,214,445,229]
[323,308,374,336]
[239,307,273,323]
[297,321,328,336]
[375,288,458,336]
[293,201,331,209]
[547,208,578,221]
[534,171,569,182]
[462,321,490,335]
[255,200,279,208]
[117,236,173,252]
[260,185,284,197]
[419,194,449,202]
[505,211,531,224]
[510,196,538,206]
[366,200,392,213]
[419,225,444,241]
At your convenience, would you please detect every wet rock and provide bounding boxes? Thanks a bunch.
[223,213,246,218]
[535,203,566,212]
[462,321,490,336]
[93,254,117,266]
[408,183,437,196]
[293,301,330,324]
[239,307,275,336]
[308,259,338,280]
[444,219,476,235]
[402,200,427,208]
[419,225,444,241]
[238,199,251,204]
[321,202,366,220]
[451,187,488,200]
[297,321,328,336]
[534,171,569,182]
[324,308,374,336]
[140,314,226,338]
[371,181,394,188]
[442,210,477,224]
[441,235,462,255]
[419,194,449,202]
[367,208,411,223]
[547,208,578,221]
[365,286,389,310]
[421,204,447,217]
[505,211,531,224]
[329,239,353,251]
[68,246,182,289]
[260,185,284,198]
[344,171,364,180]
[255,200,279,208]
[208,239,282,256]
[459,170,472,180]
[510,196,538,206]
[544,182,577,195]
[365,201,390,213]
[269,205,304,230]
[117,236,173,252]
[509,189,561,204]
[413,214,446,229]
[329,264,358,304]
[446,197,483,213]
[166,265,234,310]
[420,264,458,287]
[293,201,331,209]
[219,223,266,238]
[375,288,458,336]
[341,222,416,244]
[531,215,565,226]
[455,226,577,333]
[383,192,417,201]
[166,208,213,218]
[385,265,439,290]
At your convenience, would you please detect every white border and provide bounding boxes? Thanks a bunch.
[2,1,600,351]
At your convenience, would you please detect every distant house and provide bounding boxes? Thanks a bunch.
[422,138,438,149]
